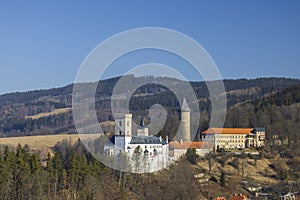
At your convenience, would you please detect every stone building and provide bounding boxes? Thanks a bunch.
[104,114,168,173]
[181,98,191,142]
[169,141,212,160]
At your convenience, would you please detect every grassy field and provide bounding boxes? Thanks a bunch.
[0,134,100,152]
[25,108,71,119]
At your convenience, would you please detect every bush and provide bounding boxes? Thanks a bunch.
[228,158,240,169]
[264,153,276,159]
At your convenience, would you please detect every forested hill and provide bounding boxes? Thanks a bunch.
[253,83,300,107]
[0,76,299,105]
[223,83,300,149]
[0,76,299,137]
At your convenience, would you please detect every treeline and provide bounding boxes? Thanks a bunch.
[1,76,300,137]
[0,111,75,137]
[0,141,107,199]
[253,83,300,107]
[224,84,300,149]
[0,140,203,200]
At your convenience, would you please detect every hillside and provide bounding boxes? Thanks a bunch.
[0,137,299,200]
[0,134,99,153]
[224,83,300,150]
[0,76,299,137]
[0,80,300,199]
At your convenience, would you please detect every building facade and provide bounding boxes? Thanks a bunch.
[201,128,265,149]
[169,141,212,160]
[104,114,169,173]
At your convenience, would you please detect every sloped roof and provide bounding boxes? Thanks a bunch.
[181,98,190,111]
[229,194,247,200]
[169,142,212,149]
[214,197,227,200]
[202,128,253,135]
[253,127,265,132]
[130,136,164,144]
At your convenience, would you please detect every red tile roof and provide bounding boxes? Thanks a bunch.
[229,194,247,200]
[214,197,227,200]
[169,142,212,149]
[202,128,253,135]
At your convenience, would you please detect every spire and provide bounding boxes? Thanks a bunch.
[137,117,149,136]
[181,98,190,112]
[140,118,145,127]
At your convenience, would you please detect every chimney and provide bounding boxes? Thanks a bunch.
[159,136,162,142]
[180,139,183,145]
[166,136,169,143]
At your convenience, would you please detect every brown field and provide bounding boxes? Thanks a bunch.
[0,134,100,152]
[25,107,71,119]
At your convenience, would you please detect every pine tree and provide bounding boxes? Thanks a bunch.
[220,171,226,187]
[0,149,13,198]
[46,152,54,199]
[52,152,63,199]
[29,154,40,174]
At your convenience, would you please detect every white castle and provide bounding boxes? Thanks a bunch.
[104,113,169,173]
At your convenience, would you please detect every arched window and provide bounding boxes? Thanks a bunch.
[144,149,149,156]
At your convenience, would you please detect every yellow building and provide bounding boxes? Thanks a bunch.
[201,128,265,149]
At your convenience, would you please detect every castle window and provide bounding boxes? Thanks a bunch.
[144,149,149,155]
[119,131,122,135]
[119,121,122,127]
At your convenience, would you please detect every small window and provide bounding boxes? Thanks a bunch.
[119,121,122,127]
[119,131,122,135]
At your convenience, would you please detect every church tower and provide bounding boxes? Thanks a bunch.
[181,98,191,142]
[114,113,132,136]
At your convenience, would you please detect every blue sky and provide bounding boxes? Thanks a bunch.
[0,1,299,94]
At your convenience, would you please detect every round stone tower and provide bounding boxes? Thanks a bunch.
[181,98,191,142]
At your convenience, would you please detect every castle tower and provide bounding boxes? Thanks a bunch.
[137,118,149,136]
[181,98,191,142]
[114,113,132,136]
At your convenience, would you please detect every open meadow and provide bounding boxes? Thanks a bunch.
[0,134,100,152]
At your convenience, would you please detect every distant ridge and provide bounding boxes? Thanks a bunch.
[0,76,299,137]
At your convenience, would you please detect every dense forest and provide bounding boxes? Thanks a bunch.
[0,140,205,200]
